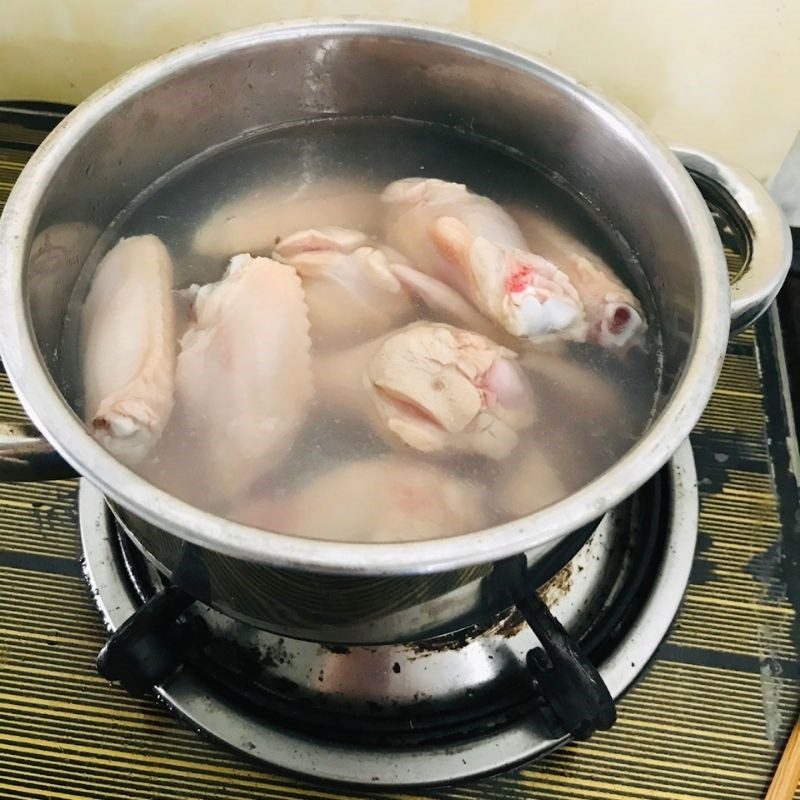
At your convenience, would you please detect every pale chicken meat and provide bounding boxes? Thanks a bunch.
[517,350,636,497]
[499,441,568,518]
[30,222,98,272]
[519,350,622,421]
[385,261,502,340]
[175,253,313,501]
[511,206,646,348]
[272,226,413,345]
[382,178,529,279]
[233,457,488,542]
[192,178,382,259]
[381,178,586,342]
[172,288,195,343]
[315,322,536,460]
[80,235,176,465]
[30,222,99,351]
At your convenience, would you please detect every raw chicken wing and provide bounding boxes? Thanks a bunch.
[315,322,536,460]
[176,254,313,500]
[234,457,488,542]
[272,226,413,345]
[30,222,99,358]
[80,235,176,464]
[193,178,381,259]
[512,206,645,348]
[382,178,586,342]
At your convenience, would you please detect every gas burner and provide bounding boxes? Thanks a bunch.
[81,442,697,787]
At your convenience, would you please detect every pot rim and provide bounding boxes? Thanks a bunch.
[0,19,728,576]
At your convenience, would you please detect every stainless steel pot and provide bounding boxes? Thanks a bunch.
[0,21,790,644]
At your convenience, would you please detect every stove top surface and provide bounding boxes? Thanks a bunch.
[1,105,799,799]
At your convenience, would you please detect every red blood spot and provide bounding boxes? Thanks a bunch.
[609,306,631,334]
[506,266,534,294]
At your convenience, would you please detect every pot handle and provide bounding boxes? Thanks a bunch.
[673,147,792,336]
[0,419,77,482]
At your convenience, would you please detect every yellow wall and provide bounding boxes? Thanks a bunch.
[2,0,799,183]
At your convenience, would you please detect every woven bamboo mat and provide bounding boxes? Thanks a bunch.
[0,106,798,800]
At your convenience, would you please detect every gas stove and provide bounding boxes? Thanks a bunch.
[1,103,799,800]
[80,442,696,787]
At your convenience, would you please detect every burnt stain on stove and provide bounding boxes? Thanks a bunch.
[404,620,490,657]
[261,636,293,668]
[539,561,574,606]
[196,632,313,703]
[493,608,526,639]
[200,637,264,678]
[397,562,577,661]
[320,643,351,655]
